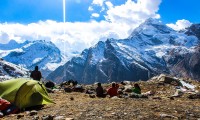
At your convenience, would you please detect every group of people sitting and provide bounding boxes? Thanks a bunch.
[95,82,141,98]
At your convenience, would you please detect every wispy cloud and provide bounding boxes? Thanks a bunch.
[92,0,105,6]
[91,13,100,18]
[0,20,129,54]
[167,19,192,31]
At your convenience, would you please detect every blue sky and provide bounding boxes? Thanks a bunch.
[0,0,199,23]
[0,0,199,53]
[159,0,200,24]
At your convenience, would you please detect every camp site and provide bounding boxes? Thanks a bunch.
[1,0,200,120]
[0,74,200,120]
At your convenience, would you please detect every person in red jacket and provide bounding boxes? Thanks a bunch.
[30,66,42,81]
[107,82,119,97]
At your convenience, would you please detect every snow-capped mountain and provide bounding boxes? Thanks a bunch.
[0,40,66,77]
[168,46,200,80]
[185,23,200,41]
[47,18,199,84]
[0,58,29,81]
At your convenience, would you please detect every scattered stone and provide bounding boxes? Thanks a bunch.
[171,89,184,97]
[65,118,74,120]
[54,116,65,120]
[169,96,175,100]
[70,97,74,100]
[129,93,148,98]
[111,112,116,115]
[29,110,38,116]
[33,115,39,120]
[152,96,162,100]
[98,116,103,119]
[68,112,73,115]
[188,92,200,99]
[89,94,96,98]
[46,88,54,93]
[123,85,133,92]
[160,113,178,119]
[64,87,72,93]
[117,89,123,94]
[105,107,112,111]
[17,114,24,119]
[85,89,95,94]
[137,115,143,119]
[41,115,54,120]
[26,111,31,114]
[189,113,195,117]
[111,96,119,99]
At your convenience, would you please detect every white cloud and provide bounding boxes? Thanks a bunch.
[0,20,130,54]
[92,0,105,6]
[0,0,162,57]
[89,0,161,29]
[167,19,192,31]
[88,6,94,11]
[105,1,113,9]
[104,0,161,26]
[91,13,100,18]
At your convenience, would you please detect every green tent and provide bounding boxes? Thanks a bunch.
[0,78,54,109]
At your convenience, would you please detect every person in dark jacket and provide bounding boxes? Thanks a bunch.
[96,83,106,98]
[30,66,42,81]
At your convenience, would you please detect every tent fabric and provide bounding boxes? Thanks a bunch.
[0,78,54,109]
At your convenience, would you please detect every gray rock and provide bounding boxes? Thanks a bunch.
[89,94,96,98]
[41,115,54,120]
[188,92,200,99]
[29,110,38,116]
[54,116,65,120]
[32,115,39,120]
[160,113,178,119]
[17,114,24,119]
[65,118,74,120]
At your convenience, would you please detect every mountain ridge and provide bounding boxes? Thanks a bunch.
[0,58,29,81]
[0,40,65,77]
[47,19,199,84]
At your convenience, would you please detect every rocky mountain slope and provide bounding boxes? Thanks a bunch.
[185,23,200,40]
[169,46,200,80]
[47,19,199,84]
[0,40,65,77]
[0,58,29,81]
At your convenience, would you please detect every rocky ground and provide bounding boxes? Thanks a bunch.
[2,75,200,120]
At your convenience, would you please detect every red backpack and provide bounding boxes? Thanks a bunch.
[0,98,19,116]
[0,98,10,111]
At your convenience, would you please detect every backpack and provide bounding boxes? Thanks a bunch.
[0,98,10,111]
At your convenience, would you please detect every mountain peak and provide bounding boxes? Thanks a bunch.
[129,18,174,38]
[143,18,162,25]
[0,40,25,50]
[8,39,18,44]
